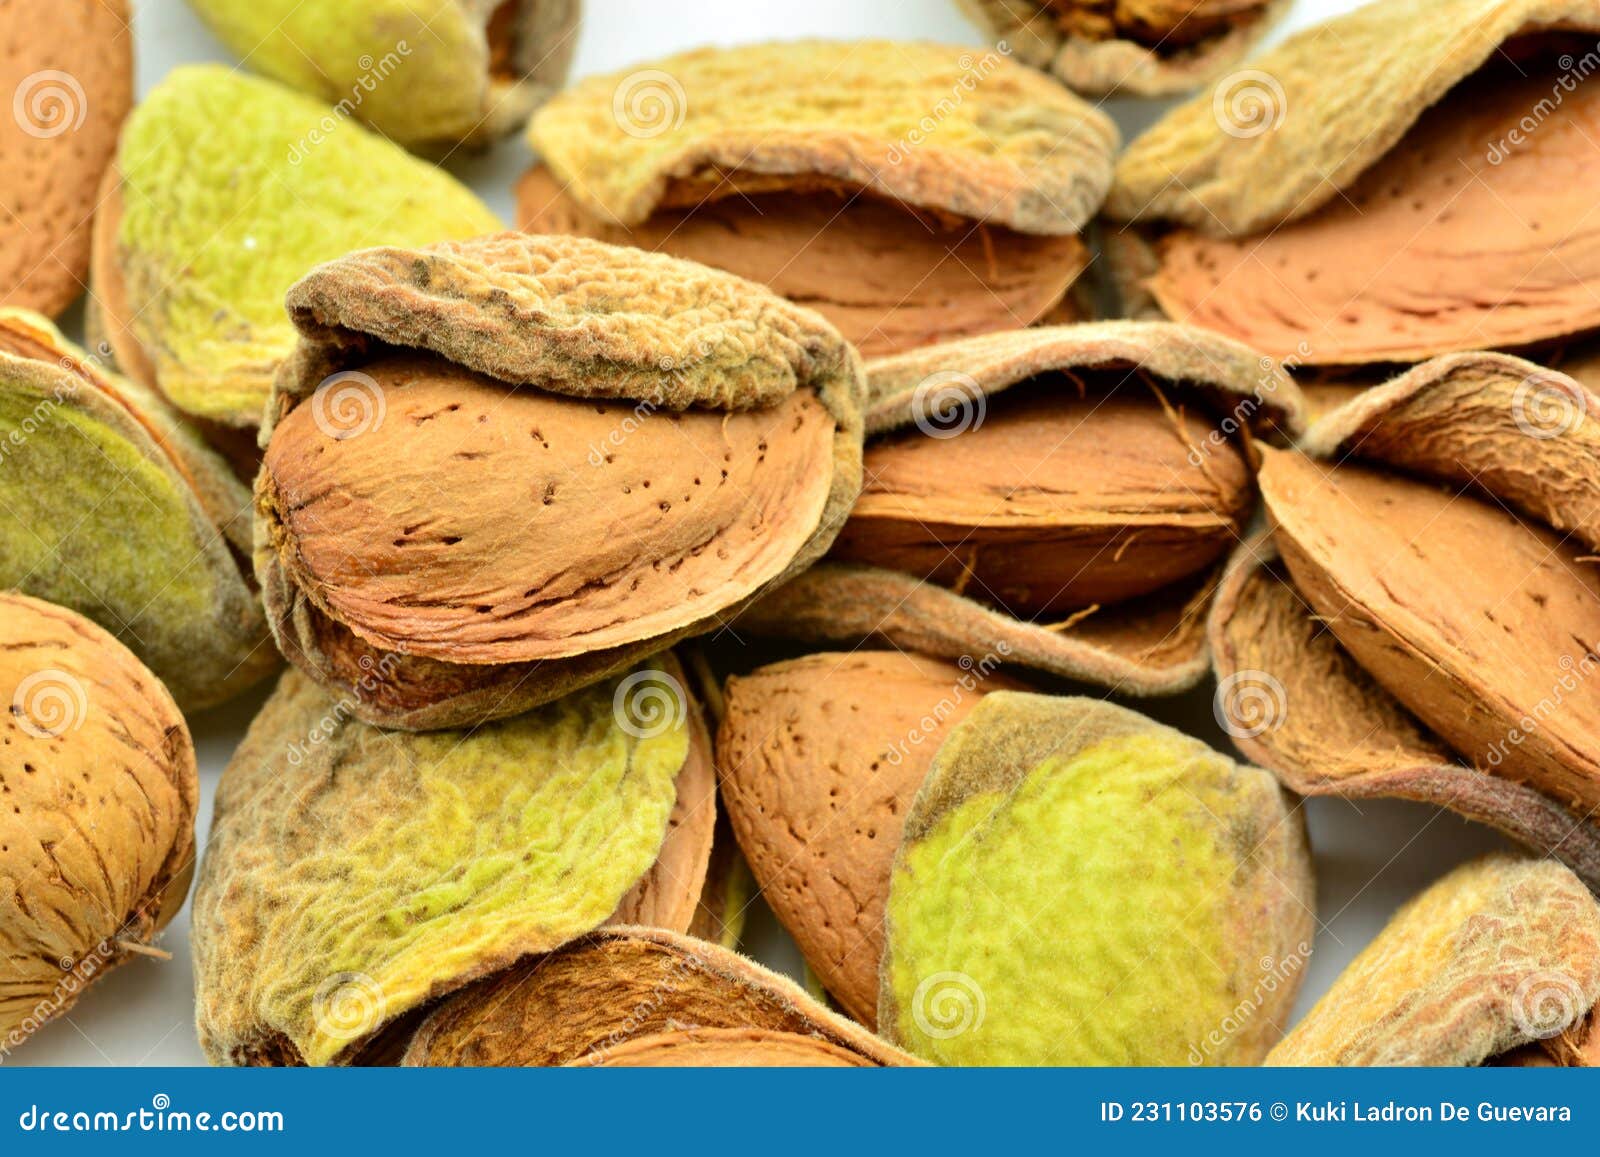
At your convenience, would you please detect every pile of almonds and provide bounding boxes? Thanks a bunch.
[5,0,1600,1073]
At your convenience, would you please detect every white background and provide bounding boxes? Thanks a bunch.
[16,0,1515,1067]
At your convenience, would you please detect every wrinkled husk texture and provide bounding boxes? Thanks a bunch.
[256,232,866,730]
[0,593,197,1046]
[736,322,1304,694]
[528,39,1117,236]
[1109,0,1600,235]
[192,659,698,1066]
[1270,857,1600,1065]
[959,0,1291,97]
[879,693,1314,1065]
[0,309,275,710]
[402,927,918,1066]
[186,0,579,151]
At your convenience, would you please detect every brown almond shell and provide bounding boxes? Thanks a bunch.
[401,927,918,1067]
[1211,353,1600,886]
[256,233,866,730]
[735,322,1305,693]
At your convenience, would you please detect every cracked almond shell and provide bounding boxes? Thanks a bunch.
[0,308,275,710]
[0,0,131,316]
[1210,353,1600,888]
[0,593,197,1048]
[255,232,865,730]
[186,0,579,152]
[735,322,1305,694]
[402,927,917,1066]
[958,0,1290,97]
[92,65,502,429]
[717,650,1027,1027]
[880,692,1313,1065]
[1108,0,1600,364]
[1270,856,1600,1066]
[521,39,1116,359]
[191,655,713,1067]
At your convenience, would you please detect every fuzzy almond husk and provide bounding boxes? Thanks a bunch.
[401,927,919,1067]
[529,40,1116,237]
[718,651,1027,1027]
[521,41,1115,358]
[0,0,131,317]
[191,656,706,1067]
[0,594,197,1046]
[1270,856,1600,1066]
[0,309,275,710]
[186,0,579,152]
[736,322,1304,694]
[958,0,1291,97]
[1108,0,1600,235]
[1227,354,1600,868]
[570,1026,877,1067]
[255,232,865,730]
[93,66,502,429]
[879,692,1313,1065]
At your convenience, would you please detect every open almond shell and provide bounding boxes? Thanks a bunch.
[255,232,865,730]
[735,322,1305,694]
[1210,353,1600,888]
[958,0,1291,97]
[1270,856,1600,1066]
[521,39,1117,358]
[0,308,275,710]
[401,927,918,1067]
[1107,0,1600,364]
[192,654,713,1067]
